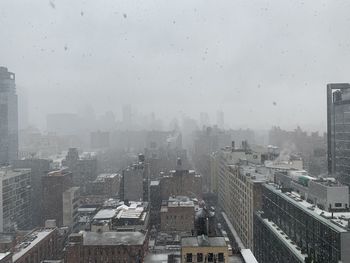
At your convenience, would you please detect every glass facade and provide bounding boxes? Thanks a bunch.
[255,184,347,263]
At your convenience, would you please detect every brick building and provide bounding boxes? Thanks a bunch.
[65,231,148,263]
[160,196,195,233]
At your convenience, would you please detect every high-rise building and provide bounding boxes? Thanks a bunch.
[0,67,18,165]
[327,83,350,184]
[12,158,52,227]
[62,148,97,190]
[41,168,77,227]
[254,182,350,263]
[213,143,269,249]
[0,168,31,232]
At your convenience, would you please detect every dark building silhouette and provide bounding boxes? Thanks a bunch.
[0,67,18,165]
[62,148,97,190]
[41,168,73,226]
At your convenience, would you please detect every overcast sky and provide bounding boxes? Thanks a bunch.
[1,0,350,131]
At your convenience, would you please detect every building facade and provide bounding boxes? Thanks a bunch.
[86,173,120,197]
[62,148,98,190]
[181,235,228,263]
[0,67,18,166]
[215,145,267,250]
[65,231,148,263]
[12,159,52,227]
[254,183,350,263]
[0,168,31,232]
[327,83,350,184]
[62,186,80,229]
[12,227,60,263]
[160,197,195,233]
[41,168,73,226]
[160,168,202,200]
[121,154,149,202]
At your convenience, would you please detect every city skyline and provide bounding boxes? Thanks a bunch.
[2,0,349,131]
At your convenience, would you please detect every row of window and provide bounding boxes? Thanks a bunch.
[185,252,224,262]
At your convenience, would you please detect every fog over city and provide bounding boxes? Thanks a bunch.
[1,0,350,131]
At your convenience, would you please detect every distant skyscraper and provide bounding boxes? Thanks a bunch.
[216,110,224,129]
[122,104,132,129]
[0,67,18,165]
[327,83,350,183]
[199,112,210,128]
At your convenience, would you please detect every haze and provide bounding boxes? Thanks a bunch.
[1,0,349,131]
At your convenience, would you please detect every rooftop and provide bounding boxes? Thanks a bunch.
[181,235,227,247]
[83,231,146,246]
[150,180,160,186]
[0,168,31,179]
[13,228,56,261]
[93,209,117,220]
[240,249,258,263]
[94,173,119,182]
[0,252,11,260]
[239,165,269,183]
[265,183,350,232]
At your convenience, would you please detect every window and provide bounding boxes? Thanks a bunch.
[335,203,342,207]
[207,253,214,262]
[197,253,203,262]
[218,253,224,262]
[186,253,192,262]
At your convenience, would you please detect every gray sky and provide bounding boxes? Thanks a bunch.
[1,0,350,131]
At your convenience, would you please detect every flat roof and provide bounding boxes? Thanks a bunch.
[93,209,117,220]
[181,236,226,247]
[13,228,55,261]
[83,231,146,246]
[94,173,119,182]
[240,249,258,263]
[265,183,350,232]
[0,168,31,179]
[0,252,11,260]
[240,165,269,183]
[150,180,160,186]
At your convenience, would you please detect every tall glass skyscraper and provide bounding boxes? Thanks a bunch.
[327,83,350,184]
[0,67,18,165]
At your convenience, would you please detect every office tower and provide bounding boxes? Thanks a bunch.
[327,83,350,184]
[215,144,268,250]
[0,67,18,165]
[0,168,31,232]
[254,181,350,263]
